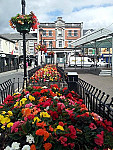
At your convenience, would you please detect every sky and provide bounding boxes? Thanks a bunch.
[1,0,113,34]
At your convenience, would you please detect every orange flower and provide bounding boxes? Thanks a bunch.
[39,96,47,102]
[80,107,88,112]
[49,90,57,97]
[30,144,36,150]
[36,121,47,129]
[76,128,82,133]
[43,131,49,141]
[43,143,52,150]
[21,108,31,117]
[49,125,54,132]
[36,129,44,136]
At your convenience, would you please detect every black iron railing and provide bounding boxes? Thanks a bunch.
[76,78,113,123]
[0,78,23,103]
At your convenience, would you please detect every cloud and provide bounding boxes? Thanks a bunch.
[1,0,113,34]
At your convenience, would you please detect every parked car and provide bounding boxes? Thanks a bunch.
[97,61,108,67]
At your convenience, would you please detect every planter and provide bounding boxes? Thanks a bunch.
[15,22,32,33]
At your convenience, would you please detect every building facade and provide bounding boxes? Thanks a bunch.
[0,35,19,72]
[1,17,83,66]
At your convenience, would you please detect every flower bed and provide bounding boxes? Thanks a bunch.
[30,64,62,83]
[0,84,113,150]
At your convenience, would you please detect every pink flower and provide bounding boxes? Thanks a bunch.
[25,103,33,108]
[57,103,65,110]
[11,121,20,133]
[65,109,73,115]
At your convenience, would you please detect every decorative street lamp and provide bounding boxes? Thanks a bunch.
[21,0,27,88]
[39,28,44,65]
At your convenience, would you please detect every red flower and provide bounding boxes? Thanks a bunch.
[59,122,64,127]
[68,143,75,149]
[59,136,67,146]
[3,95,14,104]
[32,91,41,97]
[68,125,77,139]
[48,110,58,120]
[66,93,73,98]
[89,123,97,130]
[104,119,112,126]
[94,131,104,146]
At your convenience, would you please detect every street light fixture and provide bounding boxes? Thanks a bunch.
[39,28,44,65]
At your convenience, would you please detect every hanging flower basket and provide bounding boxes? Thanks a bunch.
[35,44,47,53]
[9,11,38,33]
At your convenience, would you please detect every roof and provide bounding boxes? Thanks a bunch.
[0,33,37,41]
[72,28,113,48]
[0,35,15,43]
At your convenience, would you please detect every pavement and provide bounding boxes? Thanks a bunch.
[78,73,113,100]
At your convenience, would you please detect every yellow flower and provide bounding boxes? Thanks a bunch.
[56,125,64,131]
[33,117,41,123]
[20,98,27,106]
[2,111,6,115]
[0,114,4,121]
[14,101,19,107]
[1,117,10,124]
[13,92,19,96]
[40,112,50,118]
[29,95,35,101]
[7,111,13,116]
[7,122,14,128]
[1,125,5,130]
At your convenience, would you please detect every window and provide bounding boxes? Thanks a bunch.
[59,41,62,47]
[49,41,52,48]
[58,29,62,36]
[49,30,52,36]
[43,30,46,36]
[68,41,72,48]
[43,40,46,46]
[74,30,78,36]
[29,48,34,55]
[29,40,34,46]
[68,30,72,36]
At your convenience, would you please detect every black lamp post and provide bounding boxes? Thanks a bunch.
[39,28,44,65]
[21,0,27,88]
[51,42,52,64]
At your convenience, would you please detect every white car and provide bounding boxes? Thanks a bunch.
[97,61,108,67]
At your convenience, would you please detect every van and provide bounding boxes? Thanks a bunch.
[68,56,94,67]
